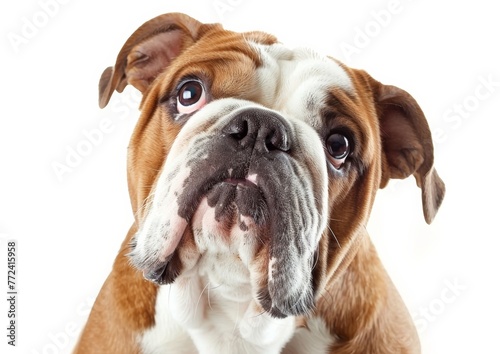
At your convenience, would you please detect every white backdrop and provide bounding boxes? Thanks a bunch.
[1,1,499,353]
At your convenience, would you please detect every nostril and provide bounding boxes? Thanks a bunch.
[226,119,249,141]
[265,134,277,151]
[265,129,289,152]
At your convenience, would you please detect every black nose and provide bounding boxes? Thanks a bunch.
[222,108,292,153]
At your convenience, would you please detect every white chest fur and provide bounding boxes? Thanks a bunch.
[139,252,298,354]
[139,280,335,353]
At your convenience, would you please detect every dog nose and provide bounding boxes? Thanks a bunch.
[222,108,291,153]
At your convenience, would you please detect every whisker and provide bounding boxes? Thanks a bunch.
[195,281,212,318]
[326,223,341,249]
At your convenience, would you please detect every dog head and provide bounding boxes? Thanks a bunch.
[99,13,445,318]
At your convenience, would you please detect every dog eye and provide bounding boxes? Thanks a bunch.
[177,80,206,113]
[326,133,350,169]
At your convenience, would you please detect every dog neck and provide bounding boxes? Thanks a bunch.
[139,248,298,354]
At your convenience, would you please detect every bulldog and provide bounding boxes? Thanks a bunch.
[74,13,445,354]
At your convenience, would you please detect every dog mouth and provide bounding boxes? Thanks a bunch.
[131,149,323,317]
[154,159,318,313]
[205,176,267,229]
[130,103,329,317]
[141,176,262,284]
[136,171,266,284]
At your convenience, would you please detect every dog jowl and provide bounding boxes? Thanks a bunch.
[74,13,445,354]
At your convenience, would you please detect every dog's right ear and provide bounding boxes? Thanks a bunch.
[99,13,220,108]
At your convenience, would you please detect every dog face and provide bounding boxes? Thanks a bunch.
[99,13,444,318]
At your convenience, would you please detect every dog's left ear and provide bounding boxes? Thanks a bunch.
[365,74,445,224]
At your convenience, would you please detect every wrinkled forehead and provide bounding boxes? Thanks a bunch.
[154,33,357,129]
[249,42,354,126]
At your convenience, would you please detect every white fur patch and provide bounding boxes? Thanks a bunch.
[283,317,337,354]
[140,253,297,354]
[141,286,335,354]
[250,42,353,128]
[139,286,197,354]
